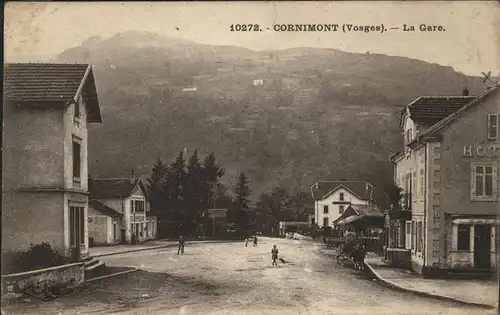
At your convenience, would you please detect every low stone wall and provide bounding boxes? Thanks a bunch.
[1,262,84,295]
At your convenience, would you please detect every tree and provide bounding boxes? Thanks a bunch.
[233,172,251,211]
[385,184,403,210]
[183,149,204,232]
[146,158,169,214]
[201,153,225,209]
[167,150,187,222]
[229,172,251,230]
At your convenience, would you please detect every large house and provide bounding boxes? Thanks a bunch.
[310,181,374,228]
[2,63,102,257]
[88,178,157,245]
[390,85,500,277]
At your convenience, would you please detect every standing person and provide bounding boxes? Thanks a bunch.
[177,236,185,255]
[245,238,249,247]
[271,245,279,266]
[253,236,258,247]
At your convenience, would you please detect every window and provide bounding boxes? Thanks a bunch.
[323,217,329,227]
[339,193,344,201]
[419,170,424,198]
[405,128,413,145]
[130,223,134,234]
[411,221,415,250]
[487,114,499,140]
[339,205,344,214]
[323,205,329,214]
[131,199,145,213]
[472,163,497,200]
[135,223,139,236]
[74,99,80,119]
[412,172,416,202]
[140,223,144,237]
[405,221,411,249]
[72,140,81,180]
[417,222,422,252]
[457,225,471,250]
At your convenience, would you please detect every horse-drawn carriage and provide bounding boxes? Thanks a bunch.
[324,235,367,271]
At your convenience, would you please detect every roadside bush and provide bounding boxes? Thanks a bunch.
[1,242,66,275]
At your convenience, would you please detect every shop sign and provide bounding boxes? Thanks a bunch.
[463,144,500,158]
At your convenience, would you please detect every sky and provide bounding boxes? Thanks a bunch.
[4,1,500,76]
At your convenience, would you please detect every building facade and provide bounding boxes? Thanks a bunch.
[311,181,374,228]
[89,178,157,245]
[390,86,500,276]
[2,63,102,257]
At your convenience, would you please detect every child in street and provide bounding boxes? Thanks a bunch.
[177,236,185,255]
[271,244,279,266]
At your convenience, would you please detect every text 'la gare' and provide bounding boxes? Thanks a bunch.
[403,24,446,32]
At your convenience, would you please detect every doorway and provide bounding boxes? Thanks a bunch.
[69,206,85,259]
[474,224,491,269]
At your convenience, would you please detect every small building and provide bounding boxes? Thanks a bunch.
[89,178,157,245]
[390,85,500,277]
[310,181,374,228]
[334,204,384,234]
[2,63,102,257]
[278,220,311,237]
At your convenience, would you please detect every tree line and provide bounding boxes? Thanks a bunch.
[146,150,251,235]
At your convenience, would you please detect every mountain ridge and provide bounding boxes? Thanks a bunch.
[55,31,485,206]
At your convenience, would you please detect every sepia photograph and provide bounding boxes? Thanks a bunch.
[2,1,500,315]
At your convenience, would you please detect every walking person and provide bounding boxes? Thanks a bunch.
[271,245,279,266]
[177,236,185,255]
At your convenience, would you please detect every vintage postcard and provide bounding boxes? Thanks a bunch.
[2,1,499,315]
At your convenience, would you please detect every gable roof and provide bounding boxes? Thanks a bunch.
[4,63,102,123]
[411,85,499,144]
[89,200,123,218]
[310,181,373,201]
[400,96,475,128]
[90,178,148,199]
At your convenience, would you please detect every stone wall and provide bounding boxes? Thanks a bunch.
[1,262,84,295]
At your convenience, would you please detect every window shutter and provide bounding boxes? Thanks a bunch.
[405,221,411,249]
[493,163,499,200]
[487,114,498,140]
[471,164,477,200]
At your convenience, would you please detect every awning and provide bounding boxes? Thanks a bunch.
[452,218,500,225]
[335,212,384,225]
[335,215,362,225]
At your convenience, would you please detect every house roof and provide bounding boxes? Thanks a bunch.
[4,63,102,123]
[335,205,383,225]
[310,181,373,201]
[89,200,123,218]
[349,204,383,216]
[401,96,475,127]
[411,85,500,144]
[90,178,148,199]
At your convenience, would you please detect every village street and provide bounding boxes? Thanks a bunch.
[3,237,488,315]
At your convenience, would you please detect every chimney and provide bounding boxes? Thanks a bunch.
[462,88,469,96]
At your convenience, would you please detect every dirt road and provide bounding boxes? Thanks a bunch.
[2,237,490,315]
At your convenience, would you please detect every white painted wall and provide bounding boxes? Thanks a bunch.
[315,187,369,228]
